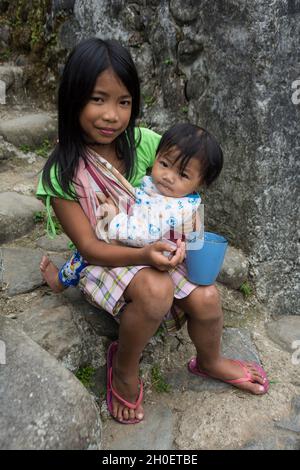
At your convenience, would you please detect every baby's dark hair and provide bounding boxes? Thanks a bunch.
[156,123,223,187]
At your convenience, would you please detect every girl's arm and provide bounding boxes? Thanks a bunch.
[52,197,185,270]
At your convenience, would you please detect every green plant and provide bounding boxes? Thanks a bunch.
[181,106,189,114]
[151,364,171,393]
[154,325,165,339]
[33,210,46,223]
[164,58,174,65]
[19,144,31,154]
[143,94,156,107]
[75,366,96,389]
[240,281,252,298]
[35,138,52,158]
[0,48,11,62]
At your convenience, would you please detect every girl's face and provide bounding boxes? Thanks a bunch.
[79,68,132,149]
[151,146,202,197]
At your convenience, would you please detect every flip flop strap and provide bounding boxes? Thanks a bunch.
[109,368,144,409]
[226,360,253,384]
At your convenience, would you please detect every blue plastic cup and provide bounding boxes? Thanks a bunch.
[186,231,228,285]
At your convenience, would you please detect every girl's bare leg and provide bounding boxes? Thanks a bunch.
[40,255,65,293]
[112,268,174,422]
[174,285,267,394]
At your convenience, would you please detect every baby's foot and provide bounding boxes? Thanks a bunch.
[40,255,65,293]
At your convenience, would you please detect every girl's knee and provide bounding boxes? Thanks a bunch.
[131,270,174,317]
[188,285,222,321]
[142,271,174,303]
[201,285,221,309]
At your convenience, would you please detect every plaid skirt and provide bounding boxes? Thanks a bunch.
[79,262,198,333]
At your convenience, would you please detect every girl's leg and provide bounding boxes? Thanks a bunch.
[112,268,174,422]
[174,285,267,394]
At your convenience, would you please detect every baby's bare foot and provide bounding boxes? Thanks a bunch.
[40,255,64,293]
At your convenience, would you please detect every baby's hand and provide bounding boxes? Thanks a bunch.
[106,196,119,215]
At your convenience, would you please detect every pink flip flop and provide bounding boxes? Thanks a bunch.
[188,357,270,394]
[106,341,144,424]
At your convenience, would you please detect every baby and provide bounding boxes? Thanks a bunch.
[40,123,223,291]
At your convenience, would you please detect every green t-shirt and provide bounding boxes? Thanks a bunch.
[36,127,161,237]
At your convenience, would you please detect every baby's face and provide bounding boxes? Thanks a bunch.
[151,147,202,197]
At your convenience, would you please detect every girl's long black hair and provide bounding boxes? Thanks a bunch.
[42,38,140,198]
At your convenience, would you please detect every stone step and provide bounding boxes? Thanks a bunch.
[0,64,24,104]
[0,192,44,243]
[0,112,57,148]
[0,316,102,450]
[9,288,107,373]
[0,247,66,296]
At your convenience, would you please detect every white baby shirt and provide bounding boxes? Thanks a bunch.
[108,176,201,247]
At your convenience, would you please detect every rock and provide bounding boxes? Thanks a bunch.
[276,395,300,433]
[160,65,186,110]
[175,387,299,450]
[0,247,66,296]
[0,24,10,43]
[0,65,24,102]
[0,192,44,243]
[102,403,174,450]
[36,233,71,252]
[166,328,261,393]
[217,245,249,290]
[193,2,299,316]
[52,0,75,14]
[241,433,300,450]
[63,288,119,341]
[58,17,80,50]
[178,39,203,65]
[0,113,57,148]
[0,135,17,161]
[0,1,9,14]
[150,3,179,64]
[265,316,300,352]
[185,70,208,100]
[169,0,199,24]
[131,43,154,81]
[14,292,106,372]
[0,316,102,450]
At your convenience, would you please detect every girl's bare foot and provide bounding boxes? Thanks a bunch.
[111,353,144,423]
[196,357,268,395]
[40,255,65,293]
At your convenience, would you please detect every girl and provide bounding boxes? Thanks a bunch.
[37,38,269,425]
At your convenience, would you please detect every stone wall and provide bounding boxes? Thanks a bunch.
[2,0,299,315]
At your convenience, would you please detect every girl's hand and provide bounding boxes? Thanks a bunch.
[140,239,186,271]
